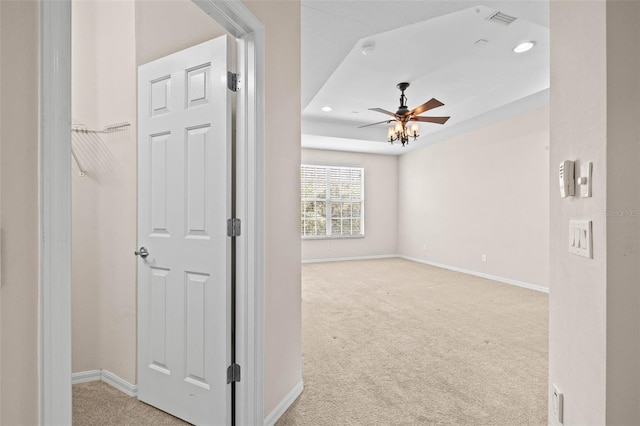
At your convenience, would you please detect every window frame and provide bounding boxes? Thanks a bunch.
[301,163,365,240]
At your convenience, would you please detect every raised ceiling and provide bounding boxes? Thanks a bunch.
[301,1,550,155]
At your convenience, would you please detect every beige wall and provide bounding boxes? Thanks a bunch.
[605,2,640,423]
[301,149,398,261]
[0,1,39,424]
[242,1,302,416]
[548,2,607,424]
[72,0,100,375]
[72,0,138,383]
[549,1,640,424]
[398,106,550,289]
[135,0,226,66]
[0,0,3,415]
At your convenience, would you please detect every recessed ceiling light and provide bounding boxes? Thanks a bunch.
[513,41,535,53]
[321,106,333,112]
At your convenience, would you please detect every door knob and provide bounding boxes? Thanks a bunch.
[135,246,149,258]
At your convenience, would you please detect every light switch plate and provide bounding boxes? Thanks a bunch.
[578,162,592,197]
[569,220,592,258]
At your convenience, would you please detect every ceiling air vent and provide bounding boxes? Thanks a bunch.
[486,11,517,25]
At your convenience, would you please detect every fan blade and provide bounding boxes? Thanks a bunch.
[368,108,397,118]
[358,119,394,128]
[412,116,450,125]
[410,98,444,116]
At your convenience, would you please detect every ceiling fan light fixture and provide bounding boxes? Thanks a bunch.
[513,41,535,53]
[387,119,420,145]
[359,82,450,147]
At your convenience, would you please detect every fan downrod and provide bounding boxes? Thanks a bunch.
[396,82,410,115]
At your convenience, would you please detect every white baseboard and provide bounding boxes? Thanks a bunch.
[101,369,138,397]
[72,369,138,397]
[264,380,304,426]
[399,256,549,294]
[301,254,548,293]
[302,254,399,264]
[71,369,102,384]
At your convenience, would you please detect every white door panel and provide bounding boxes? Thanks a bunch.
[137,36,231,426]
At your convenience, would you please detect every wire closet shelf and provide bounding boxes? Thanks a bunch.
[71,119,130,177]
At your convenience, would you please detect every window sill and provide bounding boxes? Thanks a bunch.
[302,234,365,240]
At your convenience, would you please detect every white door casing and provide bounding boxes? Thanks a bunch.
[137,36,232,425]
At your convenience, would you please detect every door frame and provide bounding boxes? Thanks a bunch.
[38,1,265,424]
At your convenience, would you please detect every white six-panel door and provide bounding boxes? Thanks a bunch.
[137,36,232,426]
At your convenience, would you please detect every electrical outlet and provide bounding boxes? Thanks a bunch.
[328,242,333,250]
[482,254,487,262]
[422,244,427,251]
[552,385,563,424]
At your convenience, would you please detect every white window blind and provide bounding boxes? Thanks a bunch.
[301,164,364,238]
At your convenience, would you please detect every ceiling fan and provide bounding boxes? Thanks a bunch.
[359,82,450,146]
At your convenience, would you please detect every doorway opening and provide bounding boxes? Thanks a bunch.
[71,4,234,423]
[39,1,265,424]
[294,1,550,423]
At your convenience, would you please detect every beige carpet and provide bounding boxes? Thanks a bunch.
[277,258,548,425]
[73,381,189,426]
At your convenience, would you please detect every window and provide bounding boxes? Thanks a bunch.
[301,164,364,238]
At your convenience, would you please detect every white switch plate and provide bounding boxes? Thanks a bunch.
[569,220,592,258]
[552,385,564,424]
[578,162,592,198]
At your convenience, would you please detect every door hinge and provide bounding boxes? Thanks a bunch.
[227,71,238,92]
[227,363,241,384]
[227,218,241,237]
